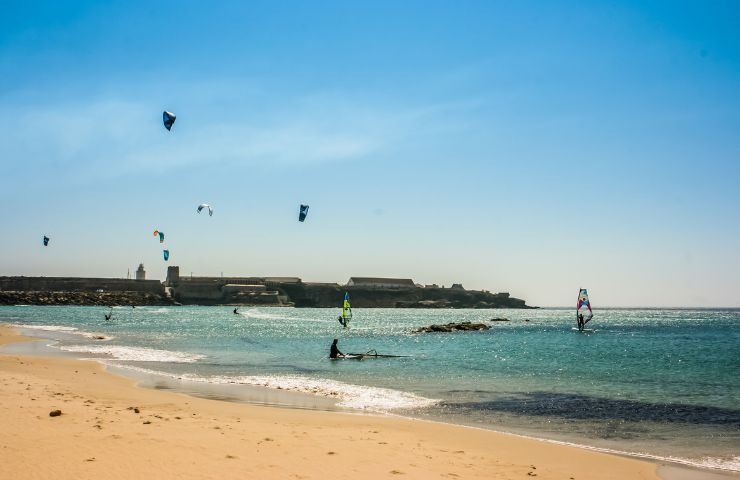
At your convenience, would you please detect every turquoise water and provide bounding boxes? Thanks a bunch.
[1,306,738,471]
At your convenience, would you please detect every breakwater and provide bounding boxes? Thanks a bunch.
[0,274,534,308]
[0,276,171,306]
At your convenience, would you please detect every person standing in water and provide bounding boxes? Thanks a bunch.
[330,339,344,359]
[577,313,585,331]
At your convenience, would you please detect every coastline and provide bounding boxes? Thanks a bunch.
[0,324,670,480]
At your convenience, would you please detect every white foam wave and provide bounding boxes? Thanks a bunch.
[147,308,170,313]
[14,324,112,341]
[239,309,305,322]
[240,309,282,319]
[105,364,437,412]
[507,433,740,473]
[59,345,205,363]
[224,375,438,411]
[15,324,79,332]
[665,455,740,473]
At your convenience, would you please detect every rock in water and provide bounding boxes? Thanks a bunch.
[412,321,490,333]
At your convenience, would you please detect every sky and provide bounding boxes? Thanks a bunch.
[1,1,738,307]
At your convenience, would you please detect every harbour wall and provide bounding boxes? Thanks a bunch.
[281,283,531,308]
[0,276,170,306]
[0,274,534,308]
[0,276,165,294]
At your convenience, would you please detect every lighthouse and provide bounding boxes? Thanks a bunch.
[135,263,146,281]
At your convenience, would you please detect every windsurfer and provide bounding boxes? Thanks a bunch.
[233,308,239,315]
[330,339,344,359]
[337,315,346,327]
[577,313,584,331]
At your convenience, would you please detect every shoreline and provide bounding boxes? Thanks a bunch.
[14,339,740,477]
[1,326,735,479]
[0,324,672,480]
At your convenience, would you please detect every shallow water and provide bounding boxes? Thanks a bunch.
[1,305,738,471]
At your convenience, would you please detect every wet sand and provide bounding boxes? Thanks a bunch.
[0,325,703,479]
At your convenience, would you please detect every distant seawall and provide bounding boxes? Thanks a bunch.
[281,283,534,309]
[0,276,171,306]
[0,275,535,309]
[0,277,165,294]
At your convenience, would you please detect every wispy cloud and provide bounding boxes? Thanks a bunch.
[0,83,477,184]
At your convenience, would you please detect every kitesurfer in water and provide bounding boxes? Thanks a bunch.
[233,308,239,315]
[577,313,585,331]
[330,339,344,359]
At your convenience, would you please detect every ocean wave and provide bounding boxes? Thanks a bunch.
[14,324,112,341]
[59,345,205,363]
[14,324,79,332]
[690,455,740,472]
[220,375,439,411]
[499,432,740,473]
[144,307,170,313]
[239,309,306,322]
[105,364,437,412]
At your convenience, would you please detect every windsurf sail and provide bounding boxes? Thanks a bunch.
[577,288,593,328]
[341,292,352,327]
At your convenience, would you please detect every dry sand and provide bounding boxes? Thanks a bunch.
[0,325,667,479]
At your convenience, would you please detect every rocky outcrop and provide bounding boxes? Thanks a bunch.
[412,321,491,333]
[0,290,173,306]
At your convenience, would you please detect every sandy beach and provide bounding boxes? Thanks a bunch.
[0,326,675,479]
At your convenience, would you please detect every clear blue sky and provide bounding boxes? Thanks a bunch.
[1,1,738,307]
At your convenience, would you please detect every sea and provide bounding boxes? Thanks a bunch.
[1,306,738,473]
